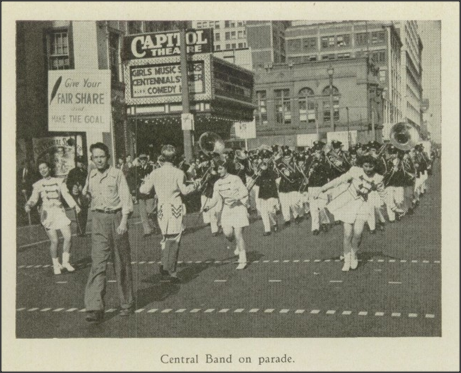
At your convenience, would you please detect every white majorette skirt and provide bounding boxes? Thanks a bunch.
[157,203,185,235]
[221,203,249,229]
[41,206,71,230]
[325,187,370,224]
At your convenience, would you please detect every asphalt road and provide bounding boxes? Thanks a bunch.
[16,164,441,338]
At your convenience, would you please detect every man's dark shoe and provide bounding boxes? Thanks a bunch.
[86,311,103,324]
[263,232,271,236]
[312,229,320,236]
[283,221,291,227]
[159,265,169,276]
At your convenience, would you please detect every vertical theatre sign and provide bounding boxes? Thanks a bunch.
[48,70,111,132]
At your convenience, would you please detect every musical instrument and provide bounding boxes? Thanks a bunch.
[247,160,270,192]
[195,132,225,191]
[274,158,298,184]
[388,122,420,151]
[326,149,348,174]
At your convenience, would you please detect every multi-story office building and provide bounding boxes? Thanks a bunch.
[285,21,404,134]
[193,20,290,70]
[394,21,423,128]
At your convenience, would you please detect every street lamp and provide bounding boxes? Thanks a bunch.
[327,64,335,131]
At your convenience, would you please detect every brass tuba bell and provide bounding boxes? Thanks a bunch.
[389,122,420,151]
[198,131,225,156]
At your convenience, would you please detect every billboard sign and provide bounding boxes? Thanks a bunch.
[130,61,204,99]
[234,119,256,139]
[48,70,111,132]
[123,29,213,60]
[32,136,78,177]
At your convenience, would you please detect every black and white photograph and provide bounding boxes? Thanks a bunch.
[3,2,459,371]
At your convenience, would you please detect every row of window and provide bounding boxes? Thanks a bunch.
[196,21,246,29]
[287,49,386,64]
[255,88,340,126]
[214,30,246,41]
[214,42,247,51]
[287,31,386,53]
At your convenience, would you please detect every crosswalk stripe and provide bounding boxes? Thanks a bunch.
[40,308,51,312]
[425,314,435,318]
[28,308,39,312]
[295,309,305,314]
[66,308,78,312]
[135,309,145,313]
[342,310,352,315]
[161,309,172,313]
[375,312,385,316]
[190,309,201,313]
[219,309,229,313]
[249,308,259,313]
[310,310,320,314]
[17,308,26,311]
[358,311,368,316]
[234,308,244,313]
[264,309,274,313]
[280,309,290,314]
[53,308,64,312]
[391,312,401,317]
[147,309,158,313]
[176,309,186,313]
[326,310,336,315]
[408,313,418,318]
[204,309,215,313]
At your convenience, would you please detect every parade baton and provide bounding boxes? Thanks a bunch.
[22,190,32,226]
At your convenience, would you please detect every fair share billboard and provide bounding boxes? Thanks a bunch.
[48,70,111,132]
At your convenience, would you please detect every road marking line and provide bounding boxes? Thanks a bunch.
[147,309,158,313]
[314,259,321,262]
[324,259,331,262]
[53,308,64,312]
[408,313,418,318]
[176,309,186,313]
[108,280,116,283]
[161,309,172,313]
[234,308,244,313]
[195,261,202,264]
[105,309,116,313]
[389,259,396,263]
[223,260,231,264]
[66,308,78,312]
[400,260,407,263]
[326,310,336,315]
[375,312,385,316]
[34,265,42,268]
[293,260,300,263]
[253,260,260,263]
[157,261,162,264]
[187,261,193,264]
[335,259,340,262]
[295,309,305,314]
[423,260,429,263]
[79,309,87,313]
[269,280,281,283]
[330,280,342,283]
[219,309,229,313]
[189,309,201,313]
[204,309,215,313]
[214,261,222,264]
[214,280,227,283]
[249,308,259,313]
[264,309,274,313]
[368,259,374,262]
[17,308,26,311]
[56,281,67,284]
[374,269,382,272]
[135,309,145,313]
[205,261,213,264]
[18,265,26,268]
[425,314,435,318]
[28,308,39,312]
[411,260,418,263]
[40,308,51,312]
[434,260,441,263]
[358,311,368,316]
[280,309,290,313]
[283,260,290,263]
[378,259,384,263]
[131,261,136,264]
[148,261,155,264]
[138,261,146,264]
[342,311,352,315]
[273,260,279,263]
[304,260,310,262]
[310,310,320,314]
[391,312,401,317]
[388,281,402,284]
[263,260,270,263]
[26,265,34,268]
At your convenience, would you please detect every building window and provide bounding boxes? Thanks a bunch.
[197,22,202,28]
[215,32,220,41]
[202,21,208,28]
[48,31,71,70]
[287,39,301,53]
[109,33,121,82]
[356,32,368,45]
[256,91,268,126]
[371,31,385,44]
[238,30,244,39]
[379,51,386,63]
[231,43,236,49]
[225,32,230,40]
[336,34,350,47]
[274,89,291,125]
[215,22,220,29]
[215,45,221,51]
[127,21,142,34]
[303,37,317,50]
[298,88,315,124]
[379,70,386,83]
[322,86,340,122]
[225,21,230,28]
[337,52,350,59]
[237,21,244,27]
[231,31,236,39]
[305,55,317,62]
[321,36,335,49]
[225,44,231,50]
[238,42,244,48]
[230,21,235,28]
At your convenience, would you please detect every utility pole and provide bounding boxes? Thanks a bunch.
[179,24,194,161]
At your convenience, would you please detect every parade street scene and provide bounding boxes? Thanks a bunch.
[15,19,442,339]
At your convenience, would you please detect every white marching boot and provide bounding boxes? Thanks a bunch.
[236,250,247,270]
[342,253,351,272]
[62,252,75,272]
[52,257,62,275]
[350,250,359,270]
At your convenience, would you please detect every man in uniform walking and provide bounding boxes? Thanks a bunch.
[83,142,134,323]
